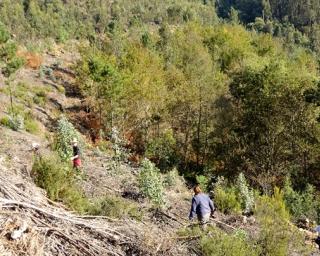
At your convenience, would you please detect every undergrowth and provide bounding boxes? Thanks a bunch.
[31,155,89,213]
[89,195,143,220]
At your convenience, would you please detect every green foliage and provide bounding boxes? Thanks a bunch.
[0,38,24,77]
[7,114,24,131]
[32,89,47,107]
[283,178,318,222]
[32,155,89,213]
[255,188,308,256]
[24,113,40,135]
[163,168,179,188]
[0,0,217,42]
[214,178,241,214]
[138,159,165,208]
[55,116,84,161]
[0,116,9,125]
[88,195,143,220]
[200,228,260,256]
[196,175,209,193]
[236,173,254,214]
[145,129,176,171]
[257,189,289,255]
[0,22,9,44]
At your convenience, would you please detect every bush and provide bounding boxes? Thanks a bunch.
[138,159,165,207]
[1,114,25,131]
[196,175,209,192]
[201,228,260,256]
[256,188,308,256]
[236,173,254,214]
[0,116,10,127]
[283,178,318,222]
[214,178,241,214]
[89,195,143,220]
[55,116,84,161]
[163,168,179,188]
[32,155,89,213]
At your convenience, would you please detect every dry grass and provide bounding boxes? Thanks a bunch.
[17,51,43,70]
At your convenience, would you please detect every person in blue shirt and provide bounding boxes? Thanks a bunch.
[314,225,320,249]
[189,185,215,229]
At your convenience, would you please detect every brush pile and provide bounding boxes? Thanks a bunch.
[0,164,142,256]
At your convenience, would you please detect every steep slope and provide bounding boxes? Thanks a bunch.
[0,47,197,255]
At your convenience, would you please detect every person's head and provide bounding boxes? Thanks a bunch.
[194,185,202,195]
[72,138,78,146]
[32,142,40,151]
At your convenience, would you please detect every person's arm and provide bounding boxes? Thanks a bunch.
[209,197,215,213]
[189,197,197,220]
[71,154,79,160]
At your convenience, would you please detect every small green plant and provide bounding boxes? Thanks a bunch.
[7,114,24,131]
[111,127,129,162]
[214,178,241,214]
[163,167,179,188]
[236,173,254,214]
[55,116,84,161]
[200,227,260,256]
[138,159,165,208]
[0,116,10,127]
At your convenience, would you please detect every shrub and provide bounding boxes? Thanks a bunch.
[55,116,84,161]
[163,168,179,188]
[214,178,241,214]
[196,175,209,192]
[0,116,10,127]
[200,228,260,256]
[283,178,318,222]
[236,173,254,214]
[111,127,129,162]
[256,188,308,256]
[138,159,165,207]
[6,114,24,131]
[89,195,143,220]
[32,155,89,213]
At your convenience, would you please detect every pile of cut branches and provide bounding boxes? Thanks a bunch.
[0,171,141,256]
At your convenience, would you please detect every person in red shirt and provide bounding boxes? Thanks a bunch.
[71,138,81,169]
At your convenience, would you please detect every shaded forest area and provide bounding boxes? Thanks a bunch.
[2,0,320,214]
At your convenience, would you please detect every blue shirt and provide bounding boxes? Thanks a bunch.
[189,193,215,219]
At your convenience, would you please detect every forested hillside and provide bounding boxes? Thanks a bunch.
[1,1,320,255]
